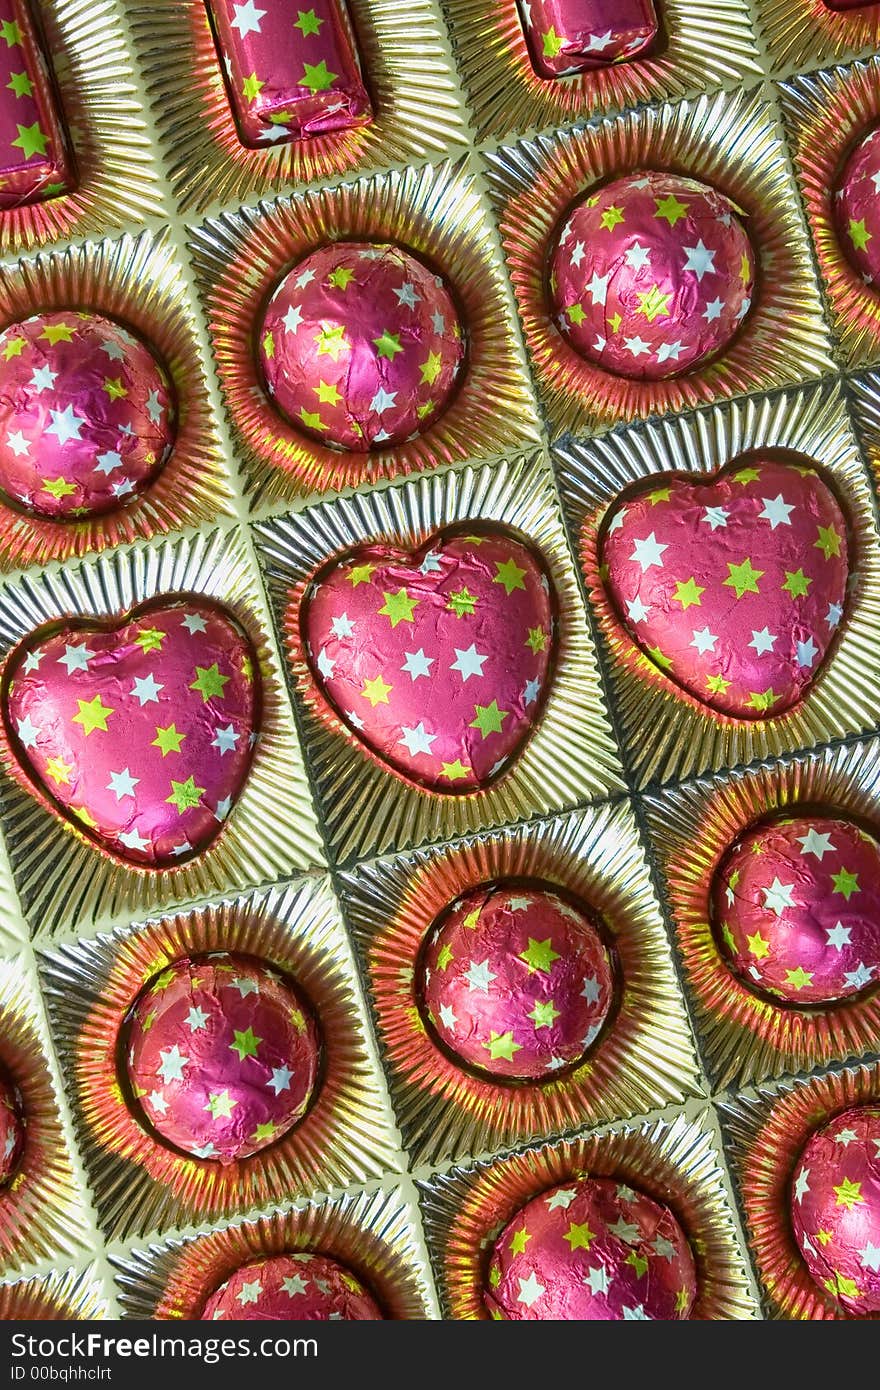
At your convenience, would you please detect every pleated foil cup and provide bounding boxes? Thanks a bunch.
[780,58,880,372]
[1,0,165,256]
[554,380,880,788]
[255,452,625,863]
[755,0,880,77]
[38,877,401,1243]
[484,87,833,439]
[643,735,880,1092]
[0,1265,109,1320]
[342,799,701,1168]
[0,527,324,940]
[190,156,540,510]
[112,1183,437,1320]
[0,228,234,572]
[419,1109,758,1319]
[851,372,880,493]
[720,1057,880,1319]
[0,956,92,1274]
[127,0,467,218]
[443,0,761,144]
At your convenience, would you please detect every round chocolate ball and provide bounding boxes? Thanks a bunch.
[202,1252,383,1321]
[485,1176,697,1320]
[420,884,614,1081]
[549,171,755,380]
[125,952,320,1163]
[713,814,880,1006]
[0,1069,24,1185]
[0,311,175,520]
[834,126,880,290]
[791,1105,880,1313]
[258,241,465,451]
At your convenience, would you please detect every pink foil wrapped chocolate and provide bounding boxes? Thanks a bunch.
[712,814,880,1006]
[126,953,320,1164]
[601,457,849,719]
[303,527,555,790]
[419,883,614,1081]
[3,599,259,867]
[0,311,175,521]
[0,1068,23,1186]
[517,0,659,79]
[550,171,755,380]
[259,241,465,452]
[0,0,73,209]
[205,0,371,148]
[202,1252,383,1320]
[791,1104,880,1313]
[834,126,880,290]
[485,1176,697,1319]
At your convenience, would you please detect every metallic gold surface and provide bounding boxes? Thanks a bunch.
[756,0,880,77]
[0,1265,109,1320]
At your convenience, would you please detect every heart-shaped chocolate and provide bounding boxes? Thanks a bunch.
[302,529,555,789]
[601,457,849,718]
[4,600,259,866]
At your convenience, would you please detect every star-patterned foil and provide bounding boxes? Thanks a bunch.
[420,883,614,1081]
[791,1104,880,1314]
[550,170,756,380]
[205,0,371,147]
[302,527,555,790]
[516,0,658,79]
[0,311,176,521]
[484,1176,697,1319]
[259,241,466,453]
[600,457,850,719]
[0,0,73,210]
[834,125,880,291]
[201,1251,383,1319]
[3,599,259,867]
[712,814,880,1006]
[126,953,320,1165]
[0,1068,23,1186]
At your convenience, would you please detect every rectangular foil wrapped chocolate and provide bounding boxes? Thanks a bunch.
[517,0,659,78]
[204,0,372,147]
[0,0,73,208]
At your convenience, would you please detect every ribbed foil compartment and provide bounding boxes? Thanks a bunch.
[0,527,324,940]
[719,1058,880,1319]
[342,799,701,1168]
[554,380,880,787]
[128,0,468,218]
[644,736,880,1092]
[419,1107,758,1319]
[190,157,541,511]
[756,0,880,77]
[0,227,234,572]
[0,0,166,256]
[255,452,625,864]
[484,87,834,439]
[442,0,761,143]
[112,1182,437,1320]
[38,877,402,1243]
[0,1263,109,1319]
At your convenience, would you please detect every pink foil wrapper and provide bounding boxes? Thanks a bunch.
[303,528,555,791]
[601,457,850,719]
[823,1,874,10]
[791,1104,880,1313]
[485,1176,697,1319]
[0,1069,23,1186]
[259,241,466,453]
[550,171,756,381]
[834,125,880,291]
[126,953,321,1165]
[0,0,73,209]
[201,1252,383,1320]
[0,311,176,521]
[420,883,614,1081]
[205,0,372,148]
[3,599,259,867]
[517,0,659,78]
[712,814,880,1006]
